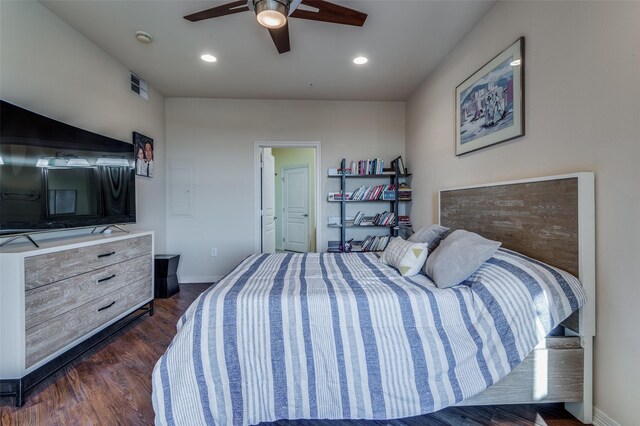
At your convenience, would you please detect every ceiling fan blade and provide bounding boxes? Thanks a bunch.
[268,23,291,54]
[184,1,249,22]
[290,0,367,27]
[288,0,304,15]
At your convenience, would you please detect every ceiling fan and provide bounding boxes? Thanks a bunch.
[183,0,368,54]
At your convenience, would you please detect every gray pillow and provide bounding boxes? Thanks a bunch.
[425,230,501,289]
[408,224,449,254]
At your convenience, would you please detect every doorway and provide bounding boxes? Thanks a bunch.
[282,165,309,252]
[261,148,276,253]
[255,142,320,254]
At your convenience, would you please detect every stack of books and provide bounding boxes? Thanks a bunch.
[328,241,341,252]
[327,216,343,227]
[398,183,412,201]
[327,192,353,201]
[398,216,412,227]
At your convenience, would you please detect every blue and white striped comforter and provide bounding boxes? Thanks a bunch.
[152,249,586,426]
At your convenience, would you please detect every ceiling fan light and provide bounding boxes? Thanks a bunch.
[255,0,288,29]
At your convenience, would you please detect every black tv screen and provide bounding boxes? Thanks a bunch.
[0,100,136,236]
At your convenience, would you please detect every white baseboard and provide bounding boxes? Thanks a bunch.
[179,275,222,284]
[593,406,621,426]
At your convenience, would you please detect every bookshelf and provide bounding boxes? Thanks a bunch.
[327,157,412,253]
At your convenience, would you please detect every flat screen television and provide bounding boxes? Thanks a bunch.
[0,100,136,236]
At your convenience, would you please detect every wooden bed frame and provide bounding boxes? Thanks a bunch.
[438,173,595,424]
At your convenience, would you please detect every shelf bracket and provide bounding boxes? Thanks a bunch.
[0,234,40,248]
[92,224,130,234]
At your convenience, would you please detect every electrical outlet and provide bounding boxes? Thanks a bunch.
[211,248,217,257]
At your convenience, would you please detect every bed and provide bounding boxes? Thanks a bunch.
[152,173,595,425]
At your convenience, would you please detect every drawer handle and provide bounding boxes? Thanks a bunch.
[98,301,116,312]
[97,274,116,283]
[98,251,116,258]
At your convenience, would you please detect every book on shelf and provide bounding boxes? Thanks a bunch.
[328,216,346,226]
[329,157,411,176]
[392,156,407,175]
[327,192,353,201]
[353,211,365,225]
[328,240,341,252]
[398,215,412,226]
[398,157,406,175]
[382,189,396,201]
[346,184,397,201]
[398,182,412,200]
[328,235,391,252]
[356,235,390,252]
[366,211,395,226]
[359,216,375,226]
[328,158,385,175]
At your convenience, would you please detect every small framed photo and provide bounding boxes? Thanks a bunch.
[382,190,396,201]
[133,132,154,177]
[456,37,524,155]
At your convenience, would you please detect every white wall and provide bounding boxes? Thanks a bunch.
[0,1,167,251]
[166,98,404,282]
[406,2,639,424]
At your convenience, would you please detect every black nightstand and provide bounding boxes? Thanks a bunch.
[154,254,180,298]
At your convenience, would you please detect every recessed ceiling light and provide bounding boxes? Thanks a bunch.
[353,56,368,65]
[510,59,522,66]
[201,54,217,63]
[135,31,153,44]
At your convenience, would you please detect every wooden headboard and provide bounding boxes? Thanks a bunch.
[439,173,595,337]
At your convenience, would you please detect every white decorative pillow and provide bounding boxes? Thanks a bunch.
[380,237,429,277]
[408,224,450,254]
[425,230,501,288]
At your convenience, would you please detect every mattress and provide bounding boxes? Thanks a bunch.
[152,249,586,425]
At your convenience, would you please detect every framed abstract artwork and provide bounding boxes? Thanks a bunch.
[456,37,524,155]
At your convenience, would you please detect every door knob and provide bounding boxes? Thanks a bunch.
[303,214,308,217]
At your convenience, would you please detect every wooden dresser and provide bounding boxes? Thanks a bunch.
[0,231,154,405]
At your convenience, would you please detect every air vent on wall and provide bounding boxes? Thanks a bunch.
[130,72,149,101]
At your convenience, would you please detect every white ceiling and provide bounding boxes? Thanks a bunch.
[42,0,495,101]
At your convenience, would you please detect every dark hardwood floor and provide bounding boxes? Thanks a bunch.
[1,283,587,426]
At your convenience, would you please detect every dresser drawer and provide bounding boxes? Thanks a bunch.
[25,254,152,329]
[25,277,152,367]
[25,235,152,290]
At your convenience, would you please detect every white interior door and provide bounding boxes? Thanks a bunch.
[283,166,309,252]
[261,148,276,253]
